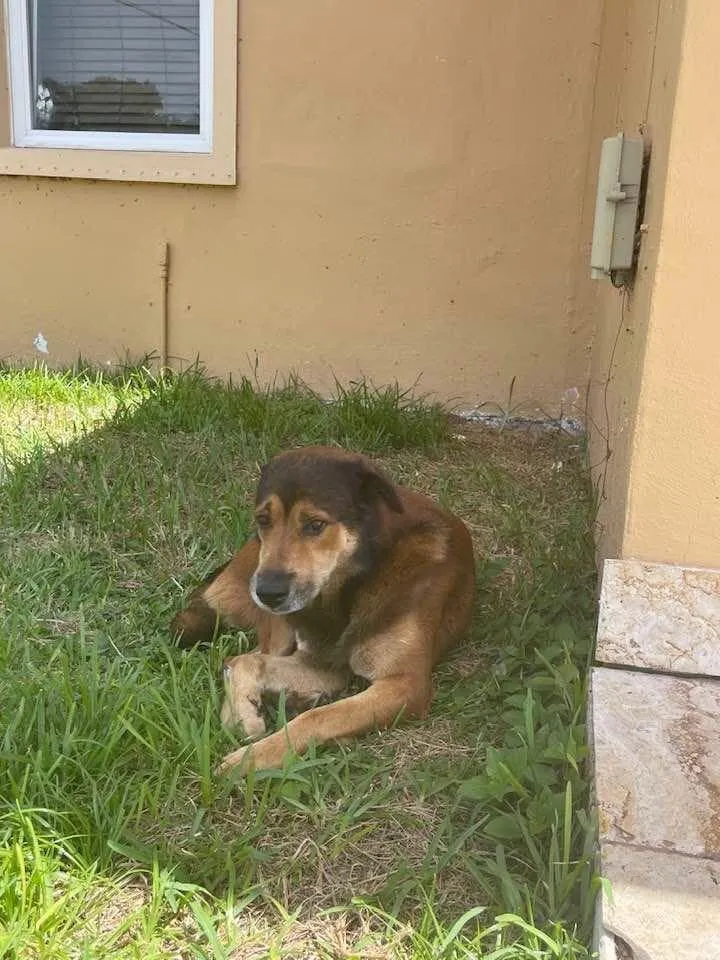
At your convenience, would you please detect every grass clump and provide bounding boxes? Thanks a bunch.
[0,363,598,958]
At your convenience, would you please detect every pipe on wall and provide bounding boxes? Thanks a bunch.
[158,240,170,370]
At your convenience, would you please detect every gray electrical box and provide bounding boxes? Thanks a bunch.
[590,133,644,280]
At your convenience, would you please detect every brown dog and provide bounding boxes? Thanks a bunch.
[171,446,475,774]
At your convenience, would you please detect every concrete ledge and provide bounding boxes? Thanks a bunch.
[596,844,720,960]
[591,560,720,960]
[596,560,720,676]
[592,667,720,857]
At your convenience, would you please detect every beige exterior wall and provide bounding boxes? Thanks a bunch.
[580,0,720,569]
[574,0,686,559]
[0,0,603,413]
[623,0,720,567]
[5,0,716,568]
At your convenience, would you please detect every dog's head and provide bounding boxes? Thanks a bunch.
[249,446,402,614]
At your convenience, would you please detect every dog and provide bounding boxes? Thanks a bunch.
[171,446,475,774]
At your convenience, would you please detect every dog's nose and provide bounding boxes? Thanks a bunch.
[254,570,292,609]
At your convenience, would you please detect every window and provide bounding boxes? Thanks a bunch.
[0,0,236,182]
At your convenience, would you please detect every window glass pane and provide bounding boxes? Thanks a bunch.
[30,0,200,134]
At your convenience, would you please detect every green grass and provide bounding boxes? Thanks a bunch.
[0,363,599,958]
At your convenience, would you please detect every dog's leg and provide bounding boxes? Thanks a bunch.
[215,573,467,774]
[171,539,262,647]
[216,611,442,774]
[216,671,430,773]
[219,609,440,772]
[219,651,349,740]
[171,539,295,654]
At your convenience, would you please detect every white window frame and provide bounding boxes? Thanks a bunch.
[5,0,213,154]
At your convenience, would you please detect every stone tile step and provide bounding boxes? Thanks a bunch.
[591,666,720,858]
[596,560,720,677]
[595,843,720,960]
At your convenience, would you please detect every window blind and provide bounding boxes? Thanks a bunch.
[31,0,200,133]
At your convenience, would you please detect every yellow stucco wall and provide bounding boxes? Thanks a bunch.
[0,0,603,413]
[575,0,686,560]
[581,0,720,569]
[622,0,720,567]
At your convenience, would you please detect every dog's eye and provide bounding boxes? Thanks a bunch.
[303,518,328,536]
[256,514,271,529]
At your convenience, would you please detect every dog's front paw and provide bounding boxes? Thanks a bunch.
[215,743,255,777]
[215,731,292,776]
[220,697,267,738]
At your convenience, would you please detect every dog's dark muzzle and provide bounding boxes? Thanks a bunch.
[253,569,294,610]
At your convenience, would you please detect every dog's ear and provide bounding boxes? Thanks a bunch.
[356,460,403,513]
